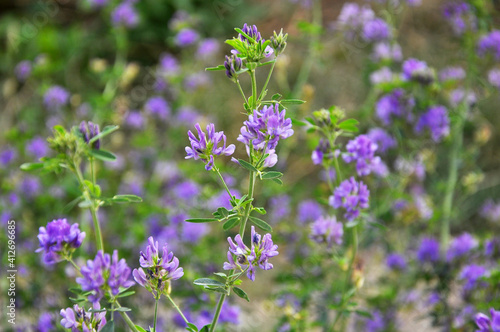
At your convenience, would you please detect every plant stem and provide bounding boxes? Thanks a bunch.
[258,60,277,101]
[66,257,82,275]
[249,69,258,110]
[114,300,139,332]
[236,80,249,107]
[214,166,233,198]
[209,293,227,332]
[239,172,256,237]
[166,294,189,325]
[153,297,159,332]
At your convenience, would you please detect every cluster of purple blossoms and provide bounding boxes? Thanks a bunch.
[372,42,403,62]
[224,226,279,281]
[386,253,407,271]
[416,237,440,263]
[446,233,477,261]
[439,66,466,82]
[370,67,394,85]
[133,236,184,297]
[111,1,139,28]
[402,58,434,84]
[475,308,500,332]
[159,53,180,76]
[79,121,101,150]
[342,135,388,177]
[367,128,396,154]
[477,30,500,59]
[335,3,375,40]
[449,88,477,108]
[239,23,263,43]
[329,177,370,221]
[15,60,32,81]
[224,54,242,80]
[311,139,331,165]
[43,85,70,111]
[196,39,220,60]
[238,104,294,151]
[310,215,344,247]
[459,264,488,292]
[145,96,170,120]
[76,250,135,303]
[60,303,107,332]
[297,200,324,224]
[443,1,477,36]
[415,105,450,142]
[36,218,85,264]
[362,18,391,42]
[376,88,415,125]
[26,136,49,159]
[480,199,500,222]
[176,28,199,47]
[488,69,500,90]
[185,123,235,171]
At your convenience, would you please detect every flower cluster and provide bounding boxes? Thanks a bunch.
[224,226,279,281]
[111,1,139,28]
[185,123,235,171]
[133,236,184,297]
[76,250,135,303]
[414,105,450,142]
[386,253,407,271]
[79,121,101,150]
[342,135,387,177]
[376,88,415,125]
[480,199,500,222]
[310,215,344,247]
[60,303,107,332]
[416,237,440,264]
[329,177,370,221]
[43,85,69,111]
[443,1,477,36]
[475,308,500,332]
[477,30,500,59]
[36,218,85,264]
[446,233,477,262]
[311,139,331,165]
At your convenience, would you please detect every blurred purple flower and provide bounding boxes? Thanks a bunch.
[370,67,394,85]
[219,302,240,325]
[335,3,375,40]
[449,88,476,108]
[297,200,323,224]
[37,312,53,332]
[15,60,32,81]
[446,233,477,261]
[415,105,449,142]
[269,195,291,222]
[173,180,199,201]
[363,18,391,42]
[145,96,170,120]
[367,128,396,153]
[197,38,220,59]
[477,30,500,59]
[372,42,402,62]
[416,237,440,263]
[19,176,41,199]
[26,136,49,160]
[0,147,17,166]
[310,215,343,247]
[182,221,208,243]
[159,53,180,76]
[176,28,199,47]
[386,253,407,271]
[439,66,465,82]
[488,69,500,90]
[443,1,477,35]
[43,86,69,111]
[312,139,331,165]
[376,89,415,125]
[329,177,369,221]
[480,199,500,222]
[342,135,388,177]
[125,110,145,129]
[460,264,487,292]
[111,2,139,28]
[184,72,210,90]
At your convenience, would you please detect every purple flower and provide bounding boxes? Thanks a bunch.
[474,308,500,332]
[335,3,375,40]
[36,218,86,264]
[446,233,477,261]
[371,42,403,62]
[297,200,324,224]
[402,58,433,83]
[125,110,144,129]
[269,195,291,222]
[370,67,394,85]
[145,96,170,120]
[386,253,407,271]
[176,107,200,126]
[133,236,184,296]
[478,30,500,59]
[443,1,476,36]
[197,38,220,60]
[43,86,69,111]
[224,226,279,281]
[329,177,370,221]
[60,303,107,332]
[184,72,210,91]
[26,136,49,159]
[342,135,388,177]
[219,302,240,325]
[79,121,101,149]
[459,264,487,292]
[111,2,139,28]
[173,180,199,201]
[481,199,500,222]
[238,104,294,151]
[20,176,41,199]
[14,60,32,81]
[439,66,466,82]
[449,88,476,108]
[224,54,243,80]
[312,139,331,165]
[376,89,415,126]
[363,18,391,42]
[395,156,425,181]
[367,128,396,153]
[0,147,17,166]
[415,105,450,142]
[37,312,53,332]
[488,69,500,90]
[364,310,386,332]
[310,215,343,247]
[159,53,180,76]
[185,123,235,171]
[182,221,208,243]
[176,28,199,47]
[77,250,134,303]
[239,23,263,43]
[416,237,440,263]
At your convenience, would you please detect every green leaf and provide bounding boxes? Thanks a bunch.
[280,99,306,105]
[238,159,258,172]
[253,207,266,215]
[234,28,256,43]
[204,286,228,294]
[217,207,230,218]
[271,93,282,100]
[186,323,199,332]
[261,171,283,180]
[89,125,119,144]
[249,216,273,232]
[53,125,67,135]
[185,218,218,223]
[116,290,135,298]
[64,196,84,213]
[345,220,359,228]
[193,278,225,287]
[20,162,44,171]
[338,119,359,133]
[213,272,227,278]
[205,65,226,71]
[112,194,143,203]
[223,217,240,231]
[113,307,131,312]
[291,118,307,127]
[101,320,115,332]
[68,287,83,295]
[200,325,211,332]
[271,178,283,185]
[355,310,373,318]
[78,200,92,209]
[135,326,148,332]
[89,149,117,162]
[232,287,250,302]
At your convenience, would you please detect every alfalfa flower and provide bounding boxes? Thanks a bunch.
[36,218,86,264]
[329,177,370,221]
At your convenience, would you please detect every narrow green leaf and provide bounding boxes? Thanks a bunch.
[20,162,44,171]
[249,216,273,232]
[261,171,283,180]
[53,125,67,135]
[253,207,266,215]
[89,125,119,144]
[116,290,135,298]
[213,272,227,278]
[135,326,148,332]
[271,178,283,185]
[280,99,306,105]
[233,287,250,302]
[205,65,226,71]
[89,149,117,162]
[234,28,256,43]
[113,307,131,312]
[200,325,211,332]
[112,194,143,203]
[194,278,225,287]
[238,159,258,172]
[271,93,282,100]
[291,118,307,127]
[186,323,199,331]
[185,218,218,223]
[223,217,240,231]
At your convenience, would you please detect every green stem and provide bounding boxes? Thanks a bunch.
[153,297,159,332]
[236,80,249,107]
[66,256,82,275]
[209,293,227,332]
[249,69,258,110]
[239,172,256,237]
[258,60,277,101]
[214,166,233,198]
[90,157,96,186]
[166,294,189,325]
[115,300,139,332]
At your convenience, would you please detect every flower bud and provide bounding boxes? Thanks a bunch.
[79,121,101,150]
[271,29,288,55]
[224,55,242,80]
